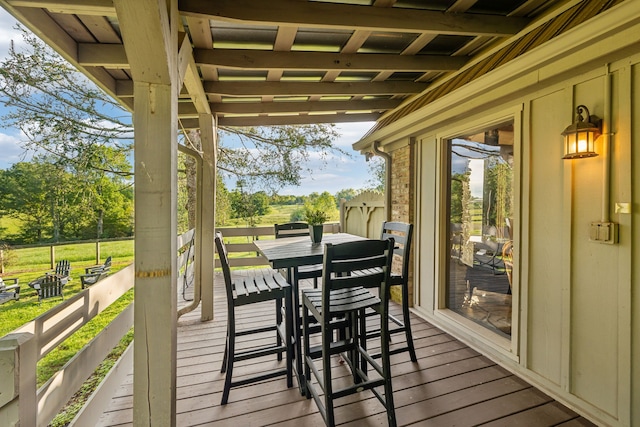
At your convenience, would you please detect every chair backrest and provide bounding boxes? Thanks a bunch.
[214,231,235,305]
[321,238,394,313]
[55,260,70,277]
[275,222,309,239]
[380,221,413,284]
[104,256,112,269]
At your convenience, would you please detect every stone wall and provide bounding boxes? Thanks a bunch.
[389,141,415,305]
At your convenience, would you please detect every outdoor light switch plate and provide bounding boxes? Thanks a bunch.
[589,221,618,244]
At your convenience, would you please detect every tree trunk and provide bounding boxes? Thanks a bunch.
[97,209,104,239]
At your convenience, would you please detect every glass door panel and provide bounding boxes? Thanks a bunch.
[446,121,514,338]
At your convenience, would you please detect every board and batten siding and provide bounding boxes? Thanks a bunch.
[372,5,640,426]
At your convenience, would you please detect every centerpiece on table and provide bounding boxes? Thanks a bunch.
[304,208,329,244]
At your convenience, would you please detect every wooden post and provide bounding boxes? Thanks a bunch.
[114,0,179,425]
[199,113,216,321]
[50,246,55,269]
[96,241,101,265]
[0,333,37,427]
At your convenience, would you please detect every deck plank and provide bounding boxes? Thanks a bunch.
[94,274,597,427]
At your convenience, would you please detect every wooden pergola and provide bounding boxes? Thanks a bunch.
[0,1,612,425]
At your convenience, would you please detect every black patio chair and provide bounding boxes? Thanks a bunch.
[354,221,416,362]
[301,238,397,427]
[376,221,416,361]
[274,222,322,288]
[215,231,294,405]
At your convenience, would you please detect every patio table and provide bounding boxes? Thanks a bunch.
[254,232,365,392]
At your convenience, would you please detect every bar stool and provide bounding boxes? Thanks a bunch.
[215,232,294,404]
[301,238,397,427]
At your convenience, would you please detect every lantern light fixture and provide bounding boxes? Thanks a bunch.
[561,104,601,159]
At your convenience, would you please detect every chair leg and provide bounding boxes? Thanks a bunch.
[276,298,283,361]
[380,309,397,427]
[221,321,235,405]
[322,321,336,427]
[302,303,312,399]
[220,330,229,373]
[357,309,367,376]
[284,290,294,388]
[400,284,417,362]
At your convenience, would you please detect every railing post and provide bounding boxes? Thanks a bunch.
[0,333,37,427]
[0,249,4,274]
[50,245,55,270]
[96,241,101,264]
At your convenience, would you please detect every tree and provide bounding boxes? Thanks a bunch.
[0,27,134,178]
[0,158,133,243]
[216,125,346,192]
[290,191,339,222]
[365,157,385,192]
[0,162,51,242]
[1,27,346,188]
[334,188,359,206]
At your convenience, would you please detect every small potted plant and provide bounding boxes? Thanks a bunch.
[304,207,328,243]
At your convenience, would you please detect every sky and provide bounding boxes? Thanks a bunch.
[0,8,377,196]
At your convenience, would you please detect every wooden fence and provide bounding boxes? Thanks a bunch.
[0,237,135,273]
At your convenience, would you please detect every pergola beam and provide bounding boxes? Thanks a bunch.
[203,81,428,97]
[180,112,380,128]
[219,112,381,126]
[180,0,529,36]
[8,0,114,15]
[79,43,467,72]
[179,99,399,116]
[195,48,467,72]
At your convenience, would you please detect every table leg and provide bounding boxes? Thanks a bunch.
[288,267,305,395]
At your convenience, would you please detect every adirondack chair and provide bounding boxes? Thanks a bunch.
[49,259,71,281]
[85,256,112,275]
[0,277,20,304]
[36,274,65,302]
[80,256,112,288]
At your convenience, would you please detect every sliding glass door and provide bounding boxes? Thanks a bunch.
[446,120,514,338]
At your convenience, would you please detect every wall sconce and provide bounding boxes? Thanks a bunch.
[561,104,601,159]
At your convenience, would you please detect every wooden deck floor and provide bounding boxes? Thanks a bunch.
[96,274,596,427]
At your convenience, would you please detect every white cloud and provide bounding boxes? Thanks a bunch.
[0,132,30,169]
[333,121,375,148]
[0,10,22,58]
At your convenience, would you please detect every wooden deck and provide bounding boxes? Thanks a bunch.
[96,274,596,426]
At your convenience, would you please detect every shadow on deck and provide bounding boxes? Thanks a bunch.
[95,273,595,427]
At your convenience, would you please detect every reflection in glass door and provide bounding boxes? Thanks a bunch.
[446,121,514,338]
